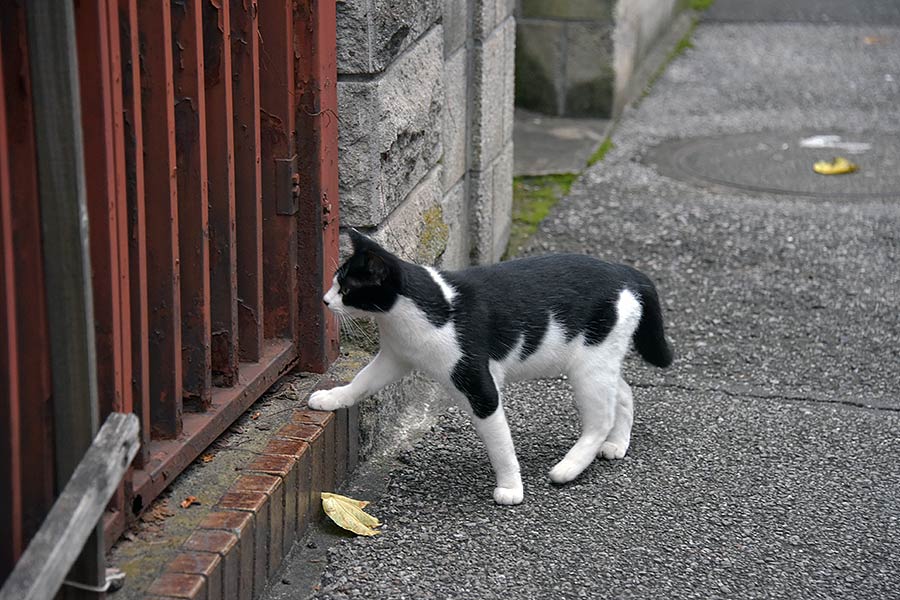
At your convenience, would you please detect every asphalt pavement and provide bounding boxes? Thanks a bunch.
[267,2,900,598]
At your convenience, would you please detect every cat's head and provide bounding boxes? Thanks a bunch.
[323,230,401,316]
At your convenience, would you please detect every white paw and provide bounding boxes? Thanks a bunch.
[548,459,586,484]
[307,388,352,411]
[493,485,524,505]
[599,441,628,460]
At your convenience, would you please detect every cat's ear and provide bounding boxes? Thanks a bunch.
[364,250,391,284]
[348,228,370,251]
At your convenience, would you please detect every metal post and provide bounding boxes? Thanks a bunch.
[25,0,104,594]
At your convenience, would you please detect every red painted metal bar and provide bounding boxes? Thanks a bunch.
[172,0,212,411]
[0,27,23,581]
[118,0,151,466]
[103,0,132,529]
[139,0,183,438]
[76,0,130,423]
[0,2,56,559]
[259,0,298,342]
[295,0,341,372]
[230,0,264,362]
[203,0,239,387]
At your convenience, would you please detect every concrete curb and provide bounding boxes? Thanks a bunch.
[142,379,357,600]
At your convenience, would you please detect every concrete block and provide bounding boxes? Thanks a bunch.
[337,0,443,75]
[338,27,444,227]
[514,20,563,115]
[469,165,494,264]
[491,141,514,261]
[564,21,615,116]
[442,47,468,192]
[444,0,468,56]
[502,17,516,146]
[336,0,371,74]
[371,166,449,266]
[439,179,469,270]
[520,0,613,20]
[471,22,509,168]
[473,0,495,41]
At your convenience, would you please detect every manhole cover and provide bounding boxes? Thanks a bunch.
[645,132,900,199]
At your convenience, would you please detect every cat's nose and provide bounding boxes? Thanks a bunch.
[323,297,330,306]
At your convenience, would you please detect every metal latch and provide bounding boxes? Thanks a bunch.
[276,155,299,215]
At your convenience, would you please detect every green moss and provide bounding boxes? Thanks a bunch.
[586,137,615,167]
[504,174,578,259]
[689,0,716,11]
[416,205,449,263]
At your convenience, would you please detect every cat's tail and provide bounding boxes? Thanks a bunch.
[631,280,674,368]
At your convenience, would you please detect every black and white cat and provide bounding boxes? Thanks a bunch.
[309,230,673,505]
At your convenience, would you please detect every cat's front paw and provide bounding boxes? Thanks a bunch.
[493,485,524,505]
[307,387,354,411]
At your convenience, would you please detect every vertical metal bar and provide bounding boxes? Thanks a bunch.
[140,0,183,439]
[104,0,132,527]
[204,0,239,387]
[0,0,56,557]
[230,0,264,362]
[76,0,129,422]
[172,0,212,411]
[0,27,23,581]
[295,0,341,372]
[119,0,151,465]
[259,0,298,342]
[24,0,104,592]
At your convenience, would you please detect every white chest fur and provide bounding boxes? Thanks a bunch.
[375,296,461,382]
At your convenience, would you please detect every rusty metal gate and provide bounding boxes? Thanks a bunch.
[0,0,340,580]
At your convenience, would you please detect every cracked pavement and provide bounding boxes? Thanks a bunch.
[267,1,900,598]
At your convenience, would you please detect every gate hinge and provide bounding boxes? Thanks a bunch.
[276,155,299,215]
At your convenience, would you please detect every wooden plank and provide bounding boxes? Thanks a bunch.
[76,0,130,423]
[139,0,183,439]
[230,0,264,362]
[118,0,151,465]
[0,1,56,566]
[0,413,140,600]
[295,0,341,372]
[258,0,298,342]
[171,0,212,411]
[0,25,23,581]
[203,0,239,387]
[25,0,105,591]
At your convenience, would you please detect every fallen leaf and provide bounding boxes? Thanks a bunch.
[864,35,883,45]
[201,453,215,463]
[813,156,858,175]
[251,411,261,420]
[180,496,200,509]
[321,492,381,536]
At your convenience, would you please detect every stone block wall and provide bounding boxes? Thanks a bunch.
[336,0,516,268]
[515,0,687,118]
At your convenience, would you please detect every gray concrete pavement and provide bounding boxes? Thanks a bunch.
[267,4,900,599]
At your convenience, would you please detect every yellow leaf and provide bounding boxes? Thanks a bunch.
[180,496,200,509]
[813,156,858,175]
[321,492,381,536]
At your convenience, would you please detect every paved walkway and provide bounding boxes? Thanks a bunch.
[268,2,900,598]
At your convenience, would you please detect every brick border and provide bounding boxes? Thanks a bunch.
[144,380,358,599]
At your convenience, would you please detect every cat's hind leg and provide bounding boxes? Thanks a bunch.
[548,363,618,484]
[549,290,641,483]
[599,377,633,460]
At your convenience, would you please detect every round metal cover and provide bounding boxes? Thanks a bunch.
[644,132,900,199]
